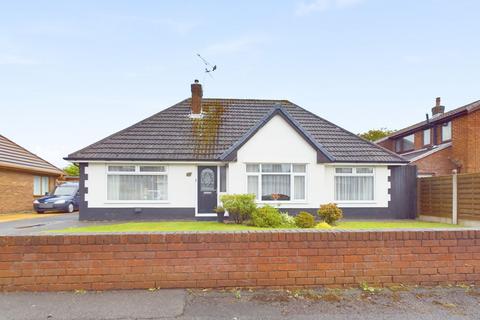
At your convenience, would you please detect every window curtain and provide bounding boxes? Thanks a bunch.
[41,177,49,194]
[262,175,290,200]
[335,176,373,201]
[247,176,259,198]
[294,176,305,200]
[108,175,167,200]
[33,176,41,195]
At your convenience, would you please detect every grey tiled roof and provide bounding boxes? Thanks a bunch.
[0,134,63,175]
[66,99,406,163]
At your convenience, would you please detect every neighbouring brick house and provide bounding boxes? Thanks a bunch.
[376,98,480,176]
[0,134,64,213]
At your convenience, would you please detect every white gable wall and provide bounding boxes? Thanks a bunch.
[228,115,391,208]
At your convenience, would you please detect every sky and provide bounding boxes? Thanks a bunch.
[1,0,479,168]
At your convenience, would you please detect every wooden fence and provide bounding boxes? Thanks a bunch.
[418,172,480,222]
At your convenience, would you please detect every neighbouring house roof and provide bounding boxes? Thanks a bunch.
[377,99,480,142]
[0,134,64,175]
[66,99,406,163]
[400,142,452,162]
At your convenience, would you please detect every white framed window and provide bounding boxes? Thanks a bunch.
[423,129,431,146]
[246,163,306,201]
[33,176,50,196]
[107,165,168,201]
[334,167,374,201]
[395,134,414,153]
[442,121,451,142]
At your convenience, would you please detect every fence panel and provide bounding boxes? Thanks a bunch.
[418,172,480,221]
[417,175,452,218]
[457,173,480,220]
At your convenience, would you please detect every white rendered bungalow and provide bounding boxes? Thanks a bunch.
[66,81,414,221]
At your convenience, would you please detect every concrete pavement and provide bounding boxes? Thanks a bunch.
[0,287,479,320]
[0,289,186,320]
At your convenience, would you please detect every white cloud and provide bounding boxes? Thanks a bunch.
[295,0,364,16]
[204,35,268,56]
[0,54,37,65]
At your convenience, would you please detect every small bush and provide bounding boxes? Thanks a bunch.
[280,212,296,227]
[214,206,225,214]
[220,194,257,224]
[251,205,283,228]
[317,203,343,225]
[295,211,316,228]
[315,221,332,229]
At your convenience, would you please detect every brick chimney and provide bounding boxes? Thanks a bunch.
[191,80,203,114]
[431,97,445,117]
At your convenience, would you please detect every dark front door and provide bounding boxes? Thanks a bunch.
[197,166,217,213]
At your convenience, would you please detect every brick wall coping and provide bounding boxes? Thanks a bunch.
[2,229,480,246]
[6,227,480,237]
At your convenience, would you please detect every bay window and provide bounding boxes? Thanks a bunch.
[334,167,374,201]
[107,165,168,201]
[246,163,306,201]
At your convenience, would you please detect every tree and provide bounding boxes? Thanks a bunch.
[358,128,395,142]
[63,164,80,176]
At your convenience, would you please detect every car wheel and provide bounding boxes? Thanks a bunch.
[66,203,74,213]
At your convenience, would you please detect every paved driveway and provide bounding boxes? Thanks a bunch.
[0,212,106,235]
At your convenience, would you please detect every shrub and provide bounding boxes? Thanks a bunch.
[317,203,343,225]
[251,205,283,228]
[214,206,225,214]
[280,212,296,227]
[295,211,316,228]
[220,194,257,224]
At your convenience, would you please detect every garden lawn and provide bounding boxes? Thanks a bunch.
[50,220,460,233]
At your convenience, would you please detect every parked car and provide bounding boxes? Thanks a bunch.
[33,182,80,213]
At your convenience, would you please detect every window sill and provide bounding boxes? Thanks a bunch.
[104,200,170,204]
[335,201,376,205]
[257,200,308,205]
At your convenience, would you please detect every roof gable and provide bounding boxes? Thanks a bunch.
[66,98,406,164]
[219,105,334,162]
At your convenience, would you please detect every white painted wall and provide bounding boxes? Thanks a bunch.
[227,115,391,208]
[84,115,391,211]
[85,162,197,208]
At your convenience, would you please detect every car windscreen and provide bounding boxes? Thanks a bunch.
[53,186,77,196]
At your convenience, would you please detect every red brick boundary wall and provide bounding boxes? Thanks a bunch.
[1,230,480,292]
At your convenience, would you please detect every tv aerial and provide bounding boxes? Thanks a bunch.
[196,53,217,78]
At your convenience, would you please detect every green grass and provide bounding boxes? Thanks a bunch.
[50,220,460,233]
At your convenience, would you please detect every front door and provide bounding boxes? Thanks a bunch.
[197,166,217,214]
